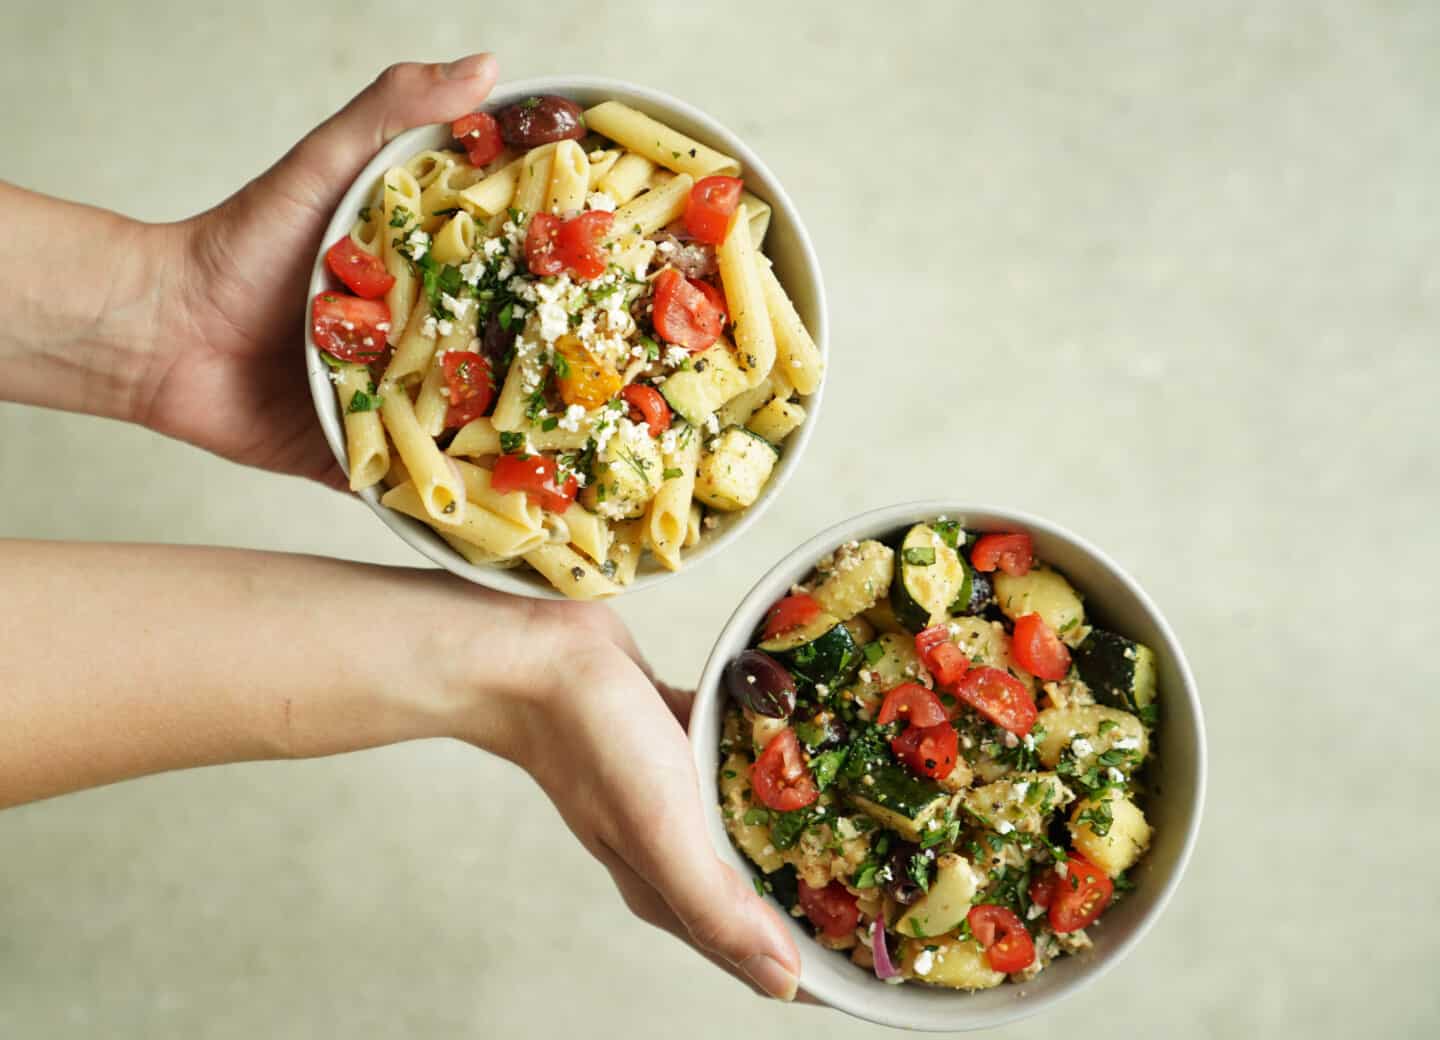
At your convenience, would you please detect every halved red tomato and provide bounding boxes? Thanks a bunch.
[761,594,822,642]
[311,292,390,362]
[967,905,1035,973]
[524,212,565,276]
[490,453,578,513]
[452,112,504,167]
[691,278,729,320]
[750,728,818,812]
[954,667,1036,736]
[970,532,1033,576]
[876,683,948,728]
[914,625,970,688]
[1011,613,1071,681]
[619,384,671,435]
[891,722,958,779]
[651,269,725,352]
[556,210,614,280]
[684,175,744,245]
[1048,854,1113,933]
[797,879,860,940]
[441,351,494,427]
[324,237,395,299]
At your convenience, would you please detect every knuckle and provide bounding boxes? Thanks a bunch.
[375,62,420,92]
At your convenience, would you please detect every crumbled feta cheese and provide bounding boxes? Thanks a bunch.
[663,345,689,369]
[1012,780,1031,799]
[656,239,676,254]
[420,314,439,338]
[558,403,587,432]
[1026,902,1046,921]
[1070,737,1094,757]
[1022,733,1036,751]
[913,950,934,976]
[995,820,1015,835]
[1113,737,1141,750]
[1002,730,1019,749]
[585,191,617,212]
[1106,767,1126,783]
[405,228,429,259]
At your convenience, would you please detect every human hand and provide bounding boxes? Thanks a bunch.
[473,603,804,1001]
[141,55,500,485]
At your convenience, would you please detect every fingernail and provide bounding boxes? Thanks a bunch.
[740,954,798,1002]
[443,53,494,80]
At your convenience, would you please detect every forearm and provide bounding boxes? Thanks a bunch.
[0,542,549,808]
[0,181,171,423]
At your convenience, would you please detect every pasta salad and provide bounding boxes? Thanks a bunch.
[311,94,822,599]
[717,521,1159,990]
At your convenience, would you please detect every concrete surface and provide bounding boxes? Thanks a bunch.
[2,1,1437,1036]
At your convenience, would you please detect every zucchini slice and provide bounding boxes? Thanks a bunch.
[760,616,861,687]
[1073,628,1157,714]
[890,524,969,631]
[843,762,951,842]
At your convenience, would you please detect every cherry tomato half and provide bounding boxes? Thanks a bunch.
[490,454,578,513]
[797,879,860,941]
[441,351,494,428]
[915,625,971,689]
[651,268,725,352]
[891,722,958,779]
[311,292,391,363]
[556,210,614,281]
[970,532,1033,576]
[324,237,396,300]
[619,384,671,435]
[1048,854,1113,934]
[877,683,949,728]
[967,905,1035,974]
[761,594,822,643]
[691,278,729,320]
[524,212,565,276]
[954,667,1037,737]
[452,112,504,168]
[750,728,818,812]
[1011,613,1072,681]
[684,175,744,245]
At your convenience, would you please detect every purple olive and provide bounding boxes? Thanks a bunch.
[724,650,797,719]
[496,95,586,148]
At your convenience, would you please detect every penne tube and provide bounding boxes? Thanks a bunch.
[451,458,543,531]
[586,149,622,192]
[379,391,465,524]
[383,452,411,489]
[598,152,656,205]
[381,167,423,342]
[458,154,526,216]
[521,543,621,601]
[382,298,438,386]
[717,205,776,387]
[430,211,478,264]
[404,149,460,187]
[511,145,557,219]
[350,206,383,256]
[714,376,776,428]
[446,416,502,458]
[414,306,480,434]
[383,481,542,556]
[334,365,389,491]
[605,173,693,243]
[757,257,823,396]
[583,101,740,178]
[741,191,771,246]
[645,427,701,572]
[440,532,517,567]
[560,501,613,565]
[546,139,589,215]
[684,502,703,549]
[608,519,645,585]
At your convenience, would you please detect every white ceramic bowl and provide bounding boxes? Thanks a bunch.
[690,501,1206,1031]
[305,76,827,599]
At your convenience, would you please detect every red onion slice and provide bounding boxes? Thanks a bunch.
[871,917,900,981]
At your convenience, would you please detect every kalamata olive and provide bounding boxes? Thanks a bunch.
[884,843,935,906]
[723,650,797,718]
[496,95,586,148]
[648,229,719,279]
[481,311,516,371]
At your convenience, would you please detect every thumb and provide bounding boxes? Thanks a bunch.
[272,54,500,212]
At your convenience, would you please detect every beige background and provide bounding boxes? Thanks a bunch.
[2,1,1437,1036]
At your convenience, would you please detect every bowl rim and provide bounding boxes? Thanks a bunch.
[304,75,828,600]
[689,499,1207,1031]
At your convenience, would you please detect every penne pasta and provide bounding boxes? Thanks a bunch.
[511,144,557,219]
[646,426,701,572]
[583,101,740,178]
[458,154,526,216]
[586,149,622,192]
[334,365,389,491]
[605,172,693,243]
[383,481,543,557]
[446,416,502,458]
[430,210,478,264]
[757,257,824,396]
[717,205,776,387]
[746,395,807,445]
[684,502,703,549]
[546,140,590,215]
[380,168,423,342]
[608,519,645,585]
[379,390,465,524]
[598,152,656,205]
[741,191,771,246]
[560,501,613,565]
[714,376,776,428]
[382,298,438,386]
[521,542,621,600]
[405,149,460,187]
